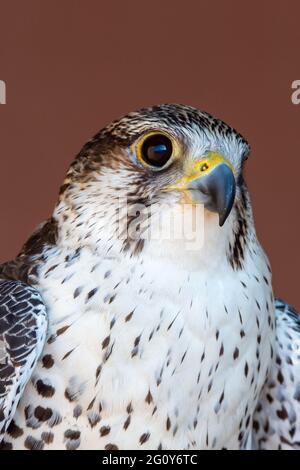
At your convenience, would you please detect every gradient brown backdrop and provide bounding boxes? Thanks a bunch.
[0,0,299,309]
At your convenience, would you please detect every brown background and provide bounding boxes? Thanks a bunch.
[0,0,299,309]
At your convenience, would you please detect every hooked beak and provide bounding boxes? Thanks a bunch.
[162,152,236,226]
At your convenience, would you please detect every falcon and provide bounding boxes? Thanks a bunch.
[0,104,299,450]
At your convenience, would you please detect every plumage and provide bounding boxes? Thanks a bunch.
[0,103,298,450]
[0,280,47,440]
[253,300,300,449]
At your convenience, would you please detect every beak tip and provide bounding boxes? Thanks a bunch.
[218,212,227,227]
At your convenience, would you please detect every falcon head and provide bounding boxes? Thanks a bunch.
[57,104,252,267]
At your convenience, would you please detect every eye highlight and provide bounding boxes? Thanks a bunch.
[137,133,173,169]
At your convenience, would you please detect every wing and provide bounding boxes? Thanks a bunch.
[253,299,300,449]
[0,279,47,439]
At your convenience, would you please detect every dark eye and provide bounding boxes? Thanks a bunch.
[140,133,173,168]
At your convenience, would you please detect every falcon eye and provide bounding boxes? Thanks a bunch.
[139,134,173,168]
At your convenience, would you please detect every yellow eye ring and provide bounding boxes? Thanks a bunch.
[135,131,176,170]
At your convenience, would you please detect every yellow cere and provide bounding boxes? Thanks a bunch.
[162,151,235,192]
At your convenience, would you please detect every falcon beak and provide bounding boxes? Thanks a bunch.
[162,152,236,226]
